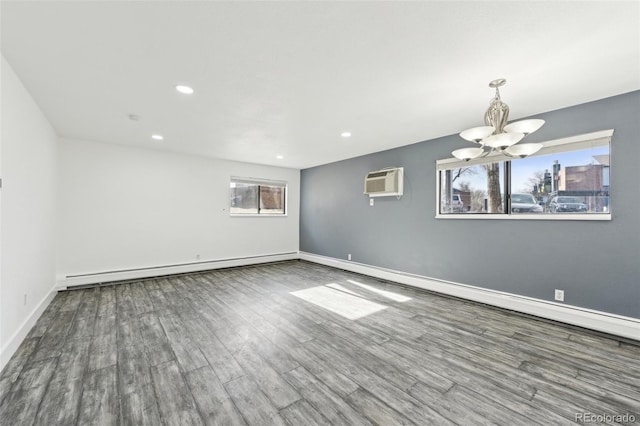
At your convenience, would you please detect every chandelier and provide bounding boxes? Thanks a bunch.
[453,79,544,161]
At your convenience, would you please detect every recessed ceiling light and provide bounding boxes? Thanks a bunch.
[276,155,284,160]
[341,132,352,138]
[175,85,194,95]
[151,134,164,140]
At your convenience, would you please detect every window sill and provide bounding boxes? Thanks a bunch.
[435,213,611,221]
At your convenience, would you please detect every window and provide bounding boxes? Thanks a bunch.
[436,130,612,220]
[230,177,286,215]
[440,162,505,214]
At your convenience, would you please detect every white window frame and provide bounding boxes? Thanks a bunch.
[435,129,613,221]
[229,176,288,217]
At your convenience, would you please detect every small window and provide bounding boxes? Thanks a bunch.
[230,177,286,216]
[436,130,612,220]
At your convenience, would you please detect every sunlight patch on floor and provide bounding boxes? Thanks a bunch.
[290,285,387,320]
[326,283,365,297]
[347,280,412,302]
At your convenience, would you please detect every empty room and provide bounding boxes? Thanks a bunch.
[1,1,639,425]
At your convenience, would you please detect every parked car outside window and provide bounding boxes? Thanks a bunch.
[549,196,588,213]
[510,193,543,213]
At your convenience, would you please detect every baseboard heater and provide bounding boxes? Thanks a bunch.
[60,252,299,289]
[298,252,640,342]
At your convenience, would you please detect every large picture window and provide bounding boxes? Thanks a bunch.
[230,177,287,216]
[436,130,612,220]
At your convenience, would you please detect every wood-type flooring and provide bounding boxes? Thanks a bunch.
[1,260,638,425]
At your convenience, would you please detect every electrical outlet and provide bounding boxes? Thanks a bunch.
[370,198,374,206]
[196,254,201,260]
[554,289,565,302]
[348,254,352,261]
[23,294,27,306]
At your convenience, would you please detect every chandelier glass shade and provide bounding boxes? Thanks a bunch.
[453,79,544,161]
[459,126,495,143]
[451,147,485,161]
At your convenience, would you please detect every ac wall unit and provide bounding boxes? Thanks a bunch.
[364,167,404,197]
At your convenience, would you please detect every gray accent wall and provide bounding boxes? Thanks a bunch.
[300,91,640,319]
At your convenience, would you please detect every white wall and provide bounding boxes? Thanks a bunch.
[57,138,300,282]
[0,56,58,369]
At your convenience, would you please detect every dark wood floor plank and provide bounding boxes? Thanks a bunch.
[160,289,196,317]
[413,313,526,368]
[168,280,224,322]
[97,286,116,317]
[231,340,302,409]
[308,326,420,393]
[317,315,391,347]
[381,337,506,399]
[513,331,640,376]
[362,338,454,393]
[150,360,203,425]
[185,365,247,426]
[116,311,144,348]
[0,337,39,405]
[447,384,573,426]
[0,357,57,426]
[88,340,118,372]
[115,283,137,320]
[66,288,99,341]
[32,336,90,426]
[519,360,640,413]
[158,312,208,373]
[60,288,84,312]
[407,382,495,426]
[224,375,287,426]
[34,376,84,426]
[264,329,360,398]
[130,282,154,315]
[283,366,372,426]
[183,316,245,384]
[576,368,640,401]
[118,342,153,396]
[280,399,331,426]
[532,389,620,424]
[483,328,640,385]
[78,364,120,426]
[415,333,538,400]
[304,338,454,425]
[30,309,75,362]
[51,336,91,381]
[120,384,163,426]
[138,310,175,366]
[345,388,415,426]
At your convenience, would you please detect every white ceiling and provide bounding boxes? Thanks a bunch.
[2,1,638,169]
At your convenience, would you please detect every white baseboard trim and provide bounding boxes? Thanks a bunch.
[299,252,640,341]
[0,284,58,371]
[58,252,299,288]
